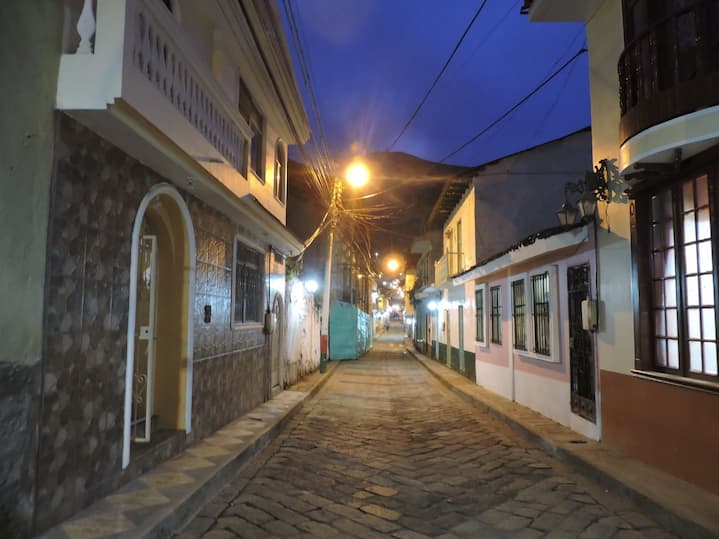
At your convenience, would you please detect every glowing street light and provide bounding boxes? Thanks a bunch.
[346,161,369,188]
[387,258,399,272]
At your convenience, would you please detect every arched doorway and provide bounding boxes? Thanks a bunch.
[270,293,283,394]
[122,184,195,468]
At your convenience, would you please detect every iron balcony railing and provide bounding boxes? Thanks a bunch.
[618,0,719,143]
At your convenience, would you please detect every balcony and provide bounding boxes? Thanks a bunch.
[619,1,719,154]
[434,252,464,287]
[57,0,254,199]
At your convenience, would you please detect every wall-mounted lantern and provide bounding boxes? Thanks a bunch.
[556,161,612,225]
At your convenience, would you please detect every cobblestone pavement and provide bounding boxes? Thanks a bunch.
[177,342,679,539]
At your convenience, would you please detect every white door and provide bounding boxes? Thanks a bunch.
[132,234,158,442]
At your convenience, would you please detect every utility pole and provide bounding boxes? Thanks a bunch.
[319,179,342,372]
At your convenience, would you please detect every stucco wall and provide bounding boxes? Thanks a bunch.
[467,240,599,440]
[285,279,321,385]
[473,129,592,262]
[444,187,476,271]
[586,0,634,375]
[0,1,62,534]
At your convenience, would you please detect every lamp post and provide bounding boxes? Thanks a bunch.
[319,161,369,372]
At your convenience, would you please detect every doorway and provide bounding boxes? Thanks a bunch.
[123,185,196,468]
[568,264,596,423]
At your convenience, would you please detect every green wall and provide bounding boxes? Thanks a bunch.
[0,1,62,534]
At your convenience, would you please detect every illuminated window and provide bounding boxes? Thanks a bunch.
[274,141,286,203]
[639,174,718,378]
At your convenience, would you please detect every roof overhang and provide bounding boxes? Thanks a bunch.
[454,225,589,285]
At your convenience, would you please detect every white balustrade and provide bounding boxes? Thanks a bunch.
[76,0,96,54]
[131,1,244,172]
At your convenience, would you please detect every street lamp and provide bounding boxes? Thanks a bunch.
[320,160,370,372]
[346,161,369,188]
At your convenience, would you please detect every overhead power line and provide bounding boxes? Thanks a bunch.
[439,47,588,164]
[387,0,489,151]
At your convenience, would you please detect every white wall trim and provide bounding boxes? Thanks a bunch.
[454,226,589,285]
[122,183,196,469]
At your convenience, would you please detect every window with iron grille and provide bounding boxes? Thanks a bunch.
[512,279,527,350]
[475,285,486,344]
[490,286,502,344]
[634,172,718,380]
[233,239,263,324]
[531,272,551,356]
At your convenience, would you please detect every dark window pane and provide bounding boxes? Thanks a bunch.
[476,289,485,342]
[233,241,263,324]
[531,273,551,356]
[512,280,526,350]
[491,286,502,344]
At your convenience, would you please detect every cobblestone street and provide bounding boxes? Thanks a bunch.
[178,337,678,539]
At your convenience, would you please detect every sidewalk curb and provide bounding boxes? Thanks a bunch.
[157,361,340,538]
[407,347,719,539]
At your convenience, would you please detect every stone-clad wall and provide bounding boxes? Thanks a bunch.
[37,114,271,531]
[188,198,268,440]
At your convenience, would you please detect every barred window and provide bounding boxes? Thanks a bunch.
[531,272,551,356]
[491,286,502,344]
[233,240,263,324]
[512,279,527,350]
[475,286,485,343]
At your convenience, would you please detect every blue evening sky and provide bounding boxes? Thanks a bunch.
[279,0,589,168]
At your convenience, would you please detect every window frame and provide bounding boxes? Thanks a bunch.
[475,284,487,346]
[231,237,264,328]
[632,165,719,382]
[274,139,287,204]
[511,278,527,351]
[490,285,502,345]
[510,266,560,362]
[238,79,265,182]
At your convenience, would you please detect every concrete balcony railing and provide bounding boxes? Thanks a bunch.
[434,252,463,287]
[58,0,253,195]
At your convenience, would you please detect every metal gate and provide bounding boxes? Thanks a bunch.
[568,264,596,423]
[133,234,158,442]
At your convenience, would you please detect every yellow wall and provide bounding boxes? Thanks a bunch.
[444,186,476,271]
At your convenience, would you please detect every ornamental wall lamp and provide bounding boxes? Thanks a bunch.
[556,160,612,226]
